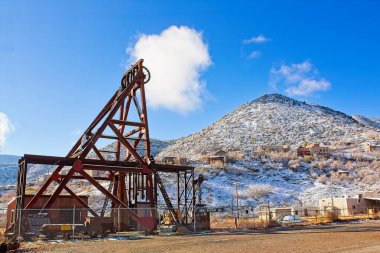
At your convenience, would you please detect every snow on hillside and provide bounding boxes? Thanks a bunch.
[0,155,19,186]
[155,94,380,207]
[195,158,380,208]
[353,115,380,130]
[158,94,377,159]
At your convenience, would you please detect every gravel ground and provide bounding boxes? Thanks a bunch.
[20,221,380,253]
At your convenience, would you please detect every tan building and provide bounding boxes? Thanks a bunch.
[161,156,189,165]
[227,150,244,160]
[206,150,227,165]
[319,195,380,215]
[307,144,329,156]
[297,144,329,157]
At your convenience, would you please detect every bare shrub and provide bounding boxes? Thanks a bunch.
[345,161,355,171]
[288,159,301,171]
[319,175,327,184]
[331,160,343,171]
[241,184,273,200]
[372,161,380,170]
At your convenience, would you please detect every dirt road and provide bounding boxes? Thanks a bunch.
[21,221,380,253]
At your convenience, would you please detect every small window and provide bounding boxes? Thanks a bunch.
[353,205,356,209]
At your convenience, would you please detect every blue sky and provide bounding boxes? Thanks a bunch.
[0,0,379,156]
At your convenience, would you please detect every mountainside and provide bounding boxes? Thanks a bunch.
[154,94,380,208]
[0,155,20,186]
[353,115,380,129]
[158,94,377,159]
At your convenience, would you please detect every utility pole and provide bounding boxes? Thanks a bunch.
[234,182,239,229]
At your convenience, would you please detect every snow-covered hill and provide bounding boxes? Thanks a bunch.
[158,94,378,159]
[155,94,380,207]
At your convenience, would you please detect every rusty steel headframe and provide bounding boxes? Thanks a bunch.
[14,59,195,233]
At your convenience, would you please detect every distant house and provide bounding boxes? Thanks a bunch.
[206,156,225,165]
[244,148,253,158]
[297,144,329,157]
[363,141,380,153]
[227,149,244,160]
[214,150,227,157]
[161,156,189,165]
[297,146,311,156]
[206,150,227,165]
[319,194,380,216]
[308,144,329,156]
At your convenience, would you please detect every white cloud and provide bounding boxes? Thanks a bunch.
[243,34,269,44]
[248,50,262,59]
[269,60,331,97]
[127,26,212,113]
[0,112,13,147]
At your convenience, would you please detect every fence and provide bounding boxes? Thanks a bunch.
[0,206,201,242]
[209,205,380,230]
[2,205,380,241]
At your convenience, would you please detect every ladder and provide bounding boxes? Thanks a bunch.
[148,155,180,224]
[100,181,114,217]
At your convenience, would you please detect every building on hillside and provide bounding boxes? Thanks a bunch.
[161,156,189,165]
[214,150,227,157]
[206,156,225,165]
[244,148,253,158]
[307,144,329,156]
[365,140,378,146]
[319,195,380,216]
[205,150,227,165]
[227,149,244,160]
[363,140,380,153]
[296,146,311,156]
[297,144,329,157]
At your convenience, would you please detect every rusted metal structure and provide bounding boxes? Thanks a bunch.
[6,59,197,238]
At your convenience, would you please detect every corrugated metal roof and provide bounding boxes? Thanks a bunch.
[364,197,380,201]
